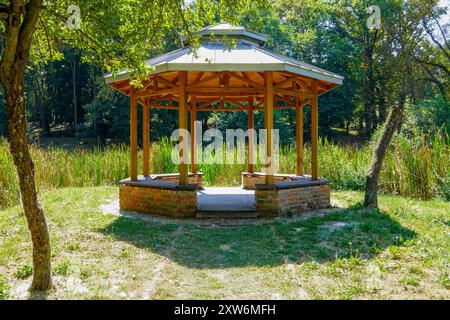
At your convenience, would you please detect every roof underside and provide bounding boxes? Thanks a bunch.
[107,69,340,113]
[104,23,343,110]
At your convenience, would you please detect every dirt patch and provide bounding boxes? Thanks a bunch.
[322,222,351,232]
[219,244,231,252]
[99,199,120,215]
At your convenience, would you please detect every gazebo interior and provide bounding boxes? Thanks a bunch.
[104,22,344,219]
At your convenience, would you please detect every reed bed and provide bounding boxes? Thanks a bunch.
[0,131,448,209]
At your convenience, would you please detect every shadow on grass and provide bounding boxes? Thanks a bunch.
[100,206,416,268]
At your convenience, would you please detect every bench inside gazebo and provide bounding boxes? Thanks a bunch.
[104,22,344,219]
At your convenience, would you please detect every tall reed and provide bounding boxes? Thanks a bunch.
[0,131,448,209]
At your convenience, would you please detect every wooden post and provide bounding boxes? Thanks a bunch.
[191,96,197,174]
[296,98,304,176]
[248,97,254,174]
[264,71,274,185]
[130,90,138,180]
[311,80,319,181]
[143,103,150,177]
[179,71,188,185]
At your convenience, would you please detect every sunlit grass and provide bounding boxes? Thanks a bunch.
[0,187,448,299]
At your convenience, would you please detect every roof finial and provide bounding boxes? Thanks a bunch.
[180,22,267,47]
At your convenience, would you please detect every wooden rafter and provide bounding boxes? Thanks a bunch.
[238,72,250,88]
[274,88,315,99]
[116,81,131,90]
[255,72,266,81]
[191,71,225,87]
[135,87,179,99]
[190,72,205,85]
[274,77,294,90]
[153,75,177,88]
[197,98,222,109]
[188,87,265,93]
[222,98,247,109]
[295,78,313,94]
[149,105,179,110]
[223,71,264,89]
[196,107,247,112]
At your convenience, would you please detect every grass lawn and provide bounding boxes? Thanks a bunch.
[0,186,448,300]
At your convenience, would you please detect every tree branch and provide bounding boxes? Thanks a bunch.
[421,17,450,62]
[411,54,450,76]
[0,1,24,73]
[17,0,42,61]
[0,5,9,23]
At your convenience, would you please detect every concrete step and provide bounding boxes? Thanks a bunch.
[196,210,258,219]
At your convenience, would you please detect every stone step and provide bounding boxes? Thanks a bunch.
[196,210,258,219]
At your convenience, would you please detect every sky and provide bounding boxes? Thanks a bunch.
[438,0,450,25]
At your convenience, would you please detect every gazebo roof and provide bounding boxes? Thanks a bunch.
[180,21,268,46]
[104,22,344,87]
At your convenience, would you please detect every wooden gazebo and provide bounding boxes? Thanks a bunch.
[105,22,344,218]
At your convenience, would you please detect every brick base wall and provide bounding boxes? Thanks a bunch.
[152,173,203,190]
[119,184,197,218]
[256,184,331,217]
[242,173,296,190]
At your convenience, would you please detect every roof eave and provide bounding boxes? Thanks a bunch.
[104,62,344,86]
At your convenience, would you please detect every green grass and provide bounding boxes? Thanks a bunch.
[15,265,33,279]
[0,186,448,299]
[1,131,448,209]
[0,274,9,300]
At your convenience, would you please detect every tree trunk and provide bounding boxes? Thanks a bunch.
[364,95,405,208]
[71,60,78,134]
[363,32,378,137]
[0,0,52,292]
[2,68,52,291]
[33,68,49,136]
[364,66,376,136]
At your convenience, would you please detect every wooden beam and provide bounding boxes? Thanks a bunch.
[143,104,150,177]
[274,88,315,99]
[255,72,266,81]
[295,77,313,94]
[187,87,265,93]
[130,89,138,180]
[191,96,197,174]
[311,79,319,180]
[198,98,222,109]
[255,105,295,110]
[179,71,188,185]
[135,78,154,94]
[196,107,248,112]
[148,105,179,110]
[187,91,265,97]
[153,75,177,88]
[135,88,179,99]
[116,81,131,90]
[248,98,255,174]
[265,71,275,185]
[222,98,247,109]
[190,72,205,85]
[224,71,264,89]
[191,71,224,87]
[296,97,304,176]
[274,77,294,90]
